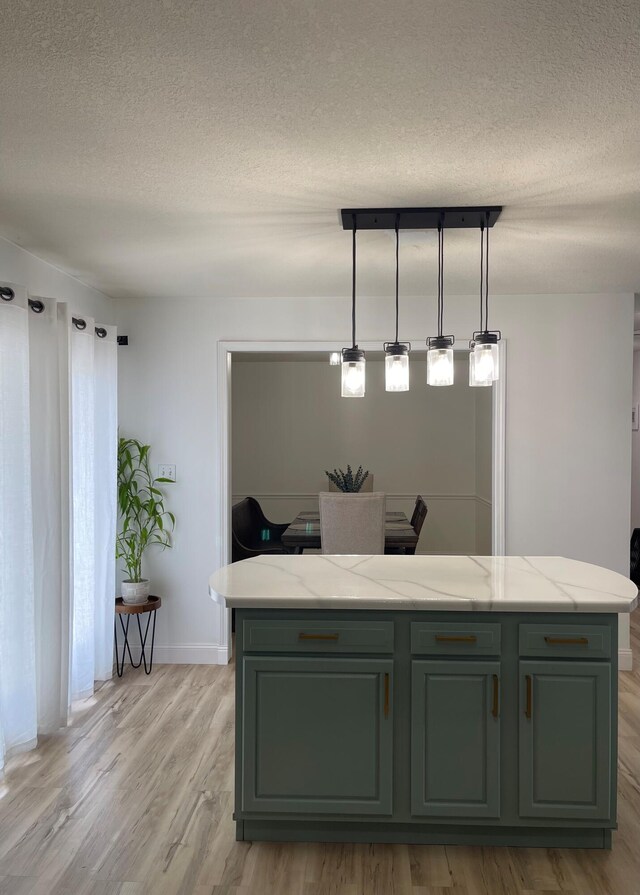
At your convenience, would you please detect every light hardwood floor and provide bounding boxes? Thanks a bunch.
[2,621,640,895]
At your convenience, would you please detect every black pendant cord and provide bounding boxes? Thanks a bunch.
[479,222,485,333]
[484,212,490,333]
[437,222,444,337]
[351,215,357,349]
[472,211,500,348]
[394,214,400,343]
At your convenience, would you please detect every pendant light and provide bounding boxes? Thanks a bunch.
[469,215,501,386]
[384,215,410,391]
[426,221,455,386]
[329,352,341,366]
[341,216,365,397]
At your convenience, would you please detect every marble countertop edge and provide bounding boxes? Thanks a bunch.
[209,555,638,614]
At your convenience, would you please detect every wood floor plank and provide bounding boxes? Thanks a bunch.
[0,876,143,895]
[408,845,453,887]
[507,846,569,891]
[1,613,640,895]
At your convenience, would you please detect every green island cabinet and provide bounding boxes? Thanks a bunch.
[234,610,618,847]
[209,554,637,848]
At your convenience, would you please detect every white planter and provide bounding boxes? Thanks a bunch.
[121,579,150,604]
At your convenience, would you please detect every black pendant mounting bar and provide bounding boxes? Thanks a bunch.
[341,206,502,231]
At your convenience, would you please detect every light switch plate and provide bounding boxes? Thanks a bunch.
[157,464,176,481]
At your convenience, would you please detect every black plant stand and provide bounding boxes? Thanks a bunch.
[114,595,161,676]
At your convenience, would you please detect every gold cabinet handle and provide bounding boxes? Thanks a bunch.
[298,632,339,641]
[492,674,499,719]
[435,634,477,643]
[525,674,532,719]
[384,672,390,719]
[544,636,588,645]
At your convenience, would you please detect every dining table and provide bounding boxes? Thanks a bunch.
[281,508,419,554]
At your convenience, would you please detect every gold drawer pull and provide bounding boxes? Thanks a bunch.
[384,672,390,719]
[525,674,532,719]
[544,636,588,645]
[492,674,499,719]
[435,634,477,643]
[298,632,339,641]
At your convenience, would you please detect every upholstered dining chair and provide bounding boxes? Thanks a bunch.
[319,491,386,555]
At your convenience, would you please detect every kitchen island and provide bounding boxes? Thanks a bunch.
[209,555,637,848]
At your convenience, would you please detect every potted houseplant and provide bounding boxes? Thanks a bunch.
[325,465,370,492]
[116,437,175,604]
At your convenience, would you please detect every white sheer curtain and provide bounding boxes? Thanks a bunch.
[70,317,96,699]
[93,328,118,681]
[69,317,118,696]
[0,287,37,770]
[0,285,117,771]
[29,298,71,732]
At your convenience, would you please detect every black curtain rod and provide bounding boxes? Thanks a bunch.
[72,317,109,338]
[1,291,110,338]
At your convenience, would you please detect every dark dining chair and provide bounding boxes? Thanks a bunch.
[231,497,290,562]
[630,528,640,586]
[411,495,428,537]
[386,494,428,555]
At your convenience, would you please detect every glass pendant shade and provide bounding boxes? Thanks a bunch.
[384,343,410,392]
[426,336,455,387]
[469,341,499,386]
[427,347,454,386]
[341,348,366,397]
[385,352,409,391]
[329,351,341,366]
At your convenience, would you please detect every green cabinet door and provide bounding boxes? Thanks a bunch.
[411,660,501,817]
[242,656,393,815]
[519,660,612,820]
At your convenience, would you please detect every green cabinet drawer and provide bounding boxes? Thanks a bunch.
[519,660,612,820]
[242,656,393,815]
[411,621,501,656]
[411,660,501,817]
[243,619,394,653]
[519,623,611,659]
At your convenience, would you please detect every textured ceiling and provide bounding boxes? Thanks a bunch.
[0,0,639,300]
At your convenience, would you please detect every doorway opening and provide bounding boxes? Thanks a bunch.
[231,348,494,555]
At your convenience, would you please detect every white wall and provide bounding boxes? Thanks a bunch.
[475,385,493,554]
[0,236,115,321]
[631,348,640,531]
[115,292,634,666]
[231,355,491,554]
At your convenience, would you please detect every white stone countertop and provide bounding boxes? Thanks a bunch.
[209,555,638,613]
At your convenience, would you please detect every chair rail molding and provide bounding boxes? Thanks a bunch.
[215,339,508,664]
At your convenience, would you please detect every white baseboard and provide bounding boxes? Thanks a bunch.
[152,644,229,665]
[619,648,633,672]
